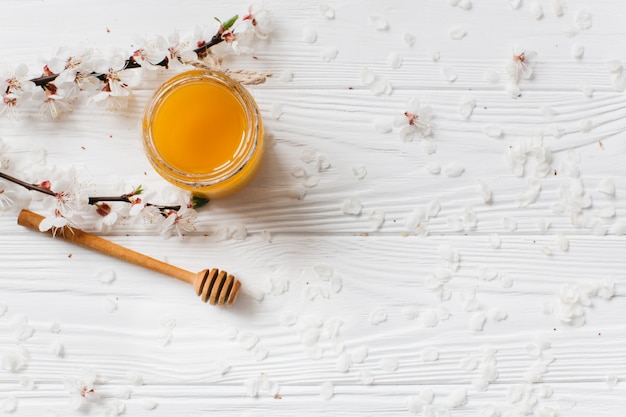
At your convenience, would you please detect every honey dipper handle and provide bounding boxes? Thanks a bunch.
[17,209,196,284]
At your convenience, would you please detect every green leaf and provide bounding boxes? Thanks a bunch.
[191,194,210,209]
[221,14,239,31]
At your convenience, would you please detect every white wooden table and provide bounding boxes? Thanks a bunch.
[0,0,624,415]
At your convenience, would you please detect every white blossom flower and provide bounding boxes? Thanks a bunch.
[31,80,70,119]
[242,2,275,39]
[91,53,134,111]
[0,64,35,120]
[38,209,70,235]
[156,32,197,70]
[131,35,169,70]
[506,46,537,83]
[94,202,119,233]
[160,205,198,238]
[394,98,435,141]
[0,180,14,211]
[40,169,89,219]
[64,368,99,410]
[48,47,98,98]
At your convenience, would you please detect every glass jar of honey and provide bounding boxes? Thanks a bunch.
[142,69,264,198]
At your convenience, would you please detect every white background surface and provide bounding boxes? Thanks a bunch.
[0,0,625,415]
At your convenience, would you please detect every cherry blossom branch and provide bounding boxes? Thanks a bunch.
[0,171,55,197]
[0,170,208,212]
[29,16,237,89]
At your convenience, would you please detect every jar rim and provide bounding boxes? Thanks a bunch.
[142,69,261,189]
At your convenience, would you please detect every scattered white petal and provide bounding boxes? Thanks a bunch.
[279,311,297,327]
[215,360,231,376]
[351,346,369,363]
[0,304,7,317]
[271,103,283,120]
[319,4,335,19]
[314,264,333,280]
[506,83,521,98]
[460,355,479,371]
[127,372,144,386]
[403,33,416,47]
[287,185,307,200]
[352,164,368,179]
[431,50,441,62]
[509,0,522,9]
[597,179,615,196]
[2,397,17,413]
[373,118,393,133]
[442,65,457,82]
[369,308,388,326]
[302,28,317,43]
[580,119,593,133]
[94,269,116,284]
[320,381,334,400]
[421,347,439,362]
[448,26,467,40]
[50,341,64,357]
[402,305,420,320]
[421,309,440,328]
[368,210,385,231]
[321,47,339,62]
[444,162,465,178]
[370,16,389,31]
[479,182,493,204]
[341,197,362,215]
[532,3,544,19]
[238,331,259,350]
[499,273,514,288]
[575,9,593,30]
[571,44,584,59]
[488,233,502,249]
[379,357,399,372]
[459,97,476,119]
[387,52,402,69]
[360,67,376,85]
[19,376,35,390]
[142,400,158,410]
[555,233,569,251]
[483,125,503,138]
[457,0,472,10]
[254,345,269,361]
[490,308,508,321]
[15,324,34,342]
[552,0,566,17]
[260,230,272,243]
[336,352,352,372]
[358,370,375,385]
[469,313,487,331]
[503,216,517,232]
[607,59,623,74]
[447,388,468,408]
[104,297,117,313]
[278,70,293,82]
[303,175,320,188]
[607,374,619,390]
[330,274,343,293]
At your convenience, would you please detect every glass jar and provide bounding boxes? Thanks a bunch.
[142,69,264,199]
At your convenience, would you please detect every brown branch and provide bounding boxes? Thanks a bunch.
[30,31,226,87]
[0,171,55,197]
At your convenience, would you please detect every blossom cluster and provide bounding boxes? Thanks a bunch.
[0,3,273,119]
[0,4,274,235]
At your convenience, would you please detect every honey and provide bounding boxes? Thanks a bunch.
[143,70,263,198]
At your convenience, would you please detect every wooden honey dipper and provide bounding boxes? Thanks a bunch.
[17,209,241,307]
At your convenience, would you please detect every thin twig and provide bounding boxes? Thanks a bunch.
[0,171,55,197]
[30,29,227,87]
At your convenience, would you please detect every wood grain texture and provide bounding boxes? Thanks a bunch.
[0,0,625,416]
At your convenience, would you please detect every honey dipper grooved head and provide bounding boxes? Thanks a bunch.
[193,268,240,307]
